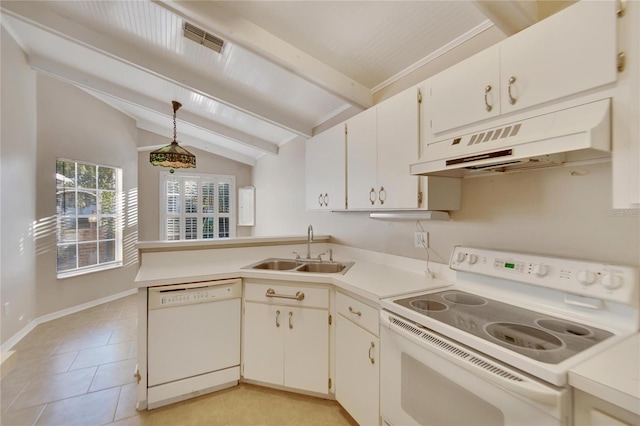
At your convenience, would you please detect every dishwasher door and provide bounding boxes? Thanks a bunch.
[147,279,241,388]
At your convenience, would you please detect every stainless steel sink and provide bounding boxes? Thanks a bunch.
[250,259,301,270]
[296,262,346,273]
[243,258,354,274]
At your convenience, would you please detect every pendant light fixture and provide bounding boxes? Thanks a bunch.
[150,101,196,171]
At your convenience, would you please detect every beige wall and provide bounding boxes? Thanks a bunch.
[137,131,253,241]
[33,75,140,318]
[254,138,639,266]
[1,28,38,346]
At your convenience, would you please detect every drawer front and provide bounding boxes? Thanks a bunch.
[337,292,379,336]
[245,282,329,309]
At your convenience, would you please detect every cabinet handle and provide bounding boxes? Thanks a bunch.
[348,306,362,317]
[276,310,281,328]
[508,76,517,105]
[323,193,328,206]
[318,193,323,207]
[378,187,386,205]
[369,188,376,205]
[368,342,376,364]
[266,288,305,301]
[289,311,293,329]
[484,85,493,112]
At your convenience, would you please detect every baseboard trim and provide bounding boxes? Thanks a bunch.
[1,288,137,352]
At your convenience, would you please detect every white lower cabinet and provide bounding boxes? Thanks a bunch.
[335,292,380,426]
[242,282,330,395]
[574,390,640,426]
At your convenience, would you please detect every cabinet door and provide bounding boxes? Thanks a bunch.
[305,123,346,210]
[284,307,329,394]
[376,87,420,209]
[242,302,284,386]
[336,315,380,426]
[500,0,618,114]
[430,45,501,134]
[346,107,378,209]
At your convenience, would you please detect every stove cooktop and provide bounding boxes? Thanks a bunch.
[393,289,613,365]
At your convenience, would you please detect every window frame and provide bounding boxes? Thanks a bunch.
[55,158,123,279]
[159,171,236,241]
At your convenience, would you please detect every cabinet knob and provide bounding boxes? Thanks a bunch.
[508,76,518,105]
[368,342,376,364]
[369,188,376,205]
[484,85,493,112]
[378,187,386,205]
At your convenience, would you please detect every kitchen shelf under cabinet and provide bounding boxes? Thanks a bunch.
[242,281,330,395]
[335,292,380,426]
[428,0,618,136]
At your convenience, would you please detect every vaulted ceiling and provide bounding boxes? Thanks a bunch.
[1,1,562,166]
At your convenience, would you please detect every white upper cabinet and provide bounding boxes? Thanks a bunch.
[347,87,421,209]
[430,45,501,134]
[305,123,346,210]
[346,107,378,209]
[429,0,618,136]
[500,0,618,115]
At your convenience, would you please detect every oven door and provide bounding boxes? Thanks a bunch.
[380,310,570,426]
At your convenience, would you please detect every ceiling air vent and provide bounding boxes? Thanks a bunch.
[183,22,224,54]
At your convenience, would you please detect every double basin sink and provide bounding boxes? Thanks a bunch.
[244,258,354,275]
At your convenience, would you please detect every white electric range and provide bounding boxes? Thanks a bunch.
[379,246,639,426]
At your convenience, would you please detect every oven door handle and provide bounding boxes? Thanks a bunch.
[381,311,562,407]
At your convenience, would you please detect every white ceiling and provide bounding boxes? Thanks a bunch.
[1,0,499,166]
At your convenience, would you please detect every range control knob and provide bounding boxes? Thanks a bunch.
[577,270,597,285]
[601,273,623,290]
[467,254,478,265]
[457,252,467,263]
[532,264,549,277]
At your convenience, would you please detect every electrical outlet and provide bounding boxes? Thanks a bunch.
[414,232,427,248]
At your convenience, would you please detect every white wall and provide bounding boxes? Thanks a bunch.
[33,75,139,318]
[136,129,254,241]
[254,139,639,266]
[1,28,38,345]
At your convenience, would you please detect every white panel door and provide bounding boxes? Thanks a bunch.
[500,0,618,114]
[242,302,284,386]
[305,123,346,210]
[148,298,240,387]
[336,315,380,426]
[283,307,329,394]
[429,45,501,134]
[376,86,420,209]
[346,107,378,209]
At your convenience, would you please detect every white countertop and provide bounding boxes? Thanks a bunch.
[135,240,453,304]
[569,333,640,415]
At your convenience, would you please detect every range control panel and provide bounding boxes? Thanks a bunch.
[450,246,638,305]
[148,279,242,310]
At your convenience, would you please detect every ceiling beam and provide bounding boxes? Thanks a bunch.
[28,55,279,156]
[1,2,314,137]
[154,0,373,110]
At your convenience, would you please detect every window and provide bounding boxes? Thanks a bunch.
[56,159,123,277]
[160,172,235,240]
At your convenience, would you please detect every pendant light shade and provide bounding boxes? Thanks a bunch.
[150,101,196,169]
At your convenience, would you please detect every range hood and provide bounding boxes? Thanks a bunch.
[411,99,611,177]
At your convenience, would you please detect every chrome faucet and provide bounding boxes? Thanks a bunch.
[306,225,314,259]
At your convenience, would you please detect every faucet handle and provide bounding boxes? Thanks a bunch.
[329,249,333,262]
[292,251,301,260]
[316,252,326,261]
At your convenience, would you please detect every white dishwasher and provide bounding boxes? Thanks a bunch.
[147,279,241,409]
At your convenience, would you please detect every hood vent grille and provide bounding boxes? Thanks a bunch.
[466,124,522,147]
[184,22,224,54]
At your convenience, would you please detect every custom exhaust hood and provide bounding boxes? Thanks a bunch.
[410,98,611,177]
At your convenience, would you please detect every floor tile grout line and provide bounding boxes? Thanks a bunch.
[30,403,47,426]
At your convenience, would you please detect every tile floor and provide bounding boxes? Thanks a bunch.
[1,295,357,426]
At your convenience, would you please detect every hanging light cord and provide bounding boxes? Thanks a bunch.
[172,101,180,143]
